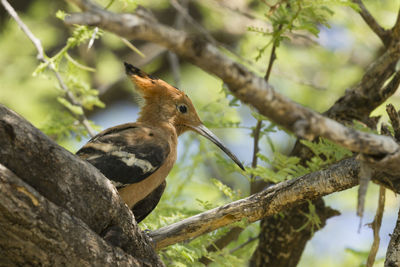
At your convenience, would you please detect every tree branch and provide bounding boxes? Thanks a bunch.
[0,164,142,266]
[63,0,400,159]
[391,8,400,41]
[1,102,400,256]
[149,158,360,250]
[386,103,400,142]
[326,2,400,125]
[366,186,385,267]
[0,104,163,265]
[147,151,400,250]
[385,207,400,266]
[352,0,390,45]
[324,63,400,127]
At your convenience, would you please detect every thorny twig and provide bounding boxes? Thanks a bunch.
[1,0,96,137]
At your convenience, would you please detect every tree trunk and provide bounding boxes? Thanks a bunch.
[0,104,163,266]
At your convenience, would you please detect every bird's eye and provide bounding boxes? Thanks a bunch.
[177,104,188,114]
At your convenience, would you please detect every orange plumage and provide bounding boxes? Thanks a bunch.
[77,62,244,222]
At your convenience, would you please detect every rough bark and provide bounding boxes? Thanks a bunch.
[0,104,163,266]
[385,207,400,267]
[250,199,338,267]
[351,0,391,46]
[0,165,141,267]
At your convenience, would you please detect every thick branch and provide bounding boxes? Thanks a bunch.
[0,104,162,265]
[324,62,400,126]
[150,158,360,249]
[64,1,400,158]
[325,1,400,124]
[0,165,141,266]
[385,207,400,266]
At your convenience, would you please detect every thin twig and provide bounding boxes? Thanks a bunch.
[352,0,390,45]
[120,37,146,58]
[1,0,45,60]
[251,120,263,170]
[1,0,96,137]
[229,236,258,254]
[366,186,385,267]
[250,26,280,194]
[264,40,278,82]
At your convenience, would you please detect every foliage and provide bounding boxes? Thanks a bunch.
[294,200,322,235]
[1,0,399,266]
[248,0,358,60]
[345,248,385,267]
[245,137,351,184]
[34,24,104,141]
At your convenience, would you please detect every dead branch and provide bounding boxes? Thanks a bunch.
[149,158,360,250]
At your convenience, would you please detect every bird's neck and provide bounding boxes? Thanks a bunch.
[137,102,179,133]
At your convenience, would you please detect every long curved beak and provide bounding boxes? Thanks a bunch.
[189,124,245,171]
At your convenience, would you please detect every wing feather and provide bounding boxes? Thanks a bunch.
[132,181,166,223]
[77,123,170,189]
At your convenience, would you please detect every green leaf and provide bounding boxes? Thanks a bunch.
[56,10,66,21]
[57,97,83,115]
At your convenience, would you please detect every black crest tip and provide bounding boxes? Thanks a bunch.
[124,62,142,76]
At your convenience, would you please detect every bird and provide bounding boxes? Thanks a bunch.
[76,62,244,223]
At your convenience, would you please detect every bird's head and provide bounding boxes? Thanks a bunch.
[125,62,244,171]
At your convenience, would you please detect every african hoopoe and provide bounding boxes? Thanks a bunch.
[77,63,244,222]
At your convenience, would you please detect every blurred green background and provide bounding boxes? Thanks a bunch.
[1,0,400,266]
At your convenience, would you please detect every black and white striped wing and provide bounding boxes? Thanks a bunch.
[77,123,170,189]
